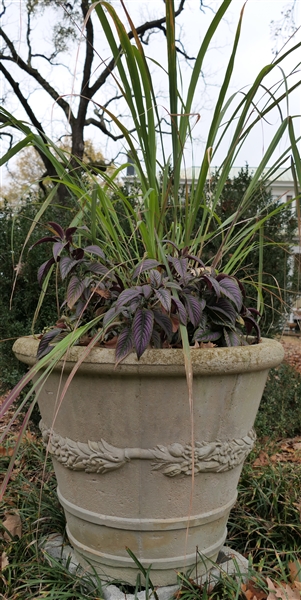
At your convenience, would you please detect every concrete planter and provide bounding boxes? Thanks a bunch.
[13,336,283,585]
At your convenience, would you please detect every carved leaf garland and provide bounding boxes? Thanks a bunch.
[40,422,256,477]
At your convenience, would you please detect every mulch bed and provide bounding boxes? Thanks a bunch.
[280,336,301,375]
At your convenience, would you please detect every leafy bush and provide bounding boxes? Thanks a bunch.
[199,167,296,335]
[228,457,301,567]
[119,168,296,336]
[0,198,74,391]
[35,224,261,365]
[255,363,301,439]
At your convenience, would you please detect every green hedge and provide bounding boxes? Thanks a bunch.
[255,362,301,439]
[0,197,74,391]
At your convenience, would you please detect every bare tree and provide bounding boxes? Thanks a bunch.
[270,0,298,55]
[0,0,195,183]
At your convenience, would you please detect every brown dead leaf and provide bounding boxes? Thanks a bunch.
[9,467,21,482]
[0,446,14,457]
[23,431,37,443]
[170,315,179,333]
[270,451,301,464]
[266,577,301,600]
[0,551,9,570]
[78,334,93,346]
[270,454,281,463]
[253,451,270,467]
[280,339,301,375]
[241,580,267,600]
[93,287,111,299]
[104,336,118,348]
[289,560,301,586]
[192,341,217,349]
[2,512,22,540]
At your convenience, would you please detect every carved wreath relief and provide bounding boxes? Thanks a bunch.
[40,421,256,477]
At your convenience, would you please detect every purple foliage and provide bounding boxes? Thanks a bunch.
[149,269,162,287]
[132,308,154,359]
[48,222,65,239]
[60,257,82,280]
[171,297,187,325]
[37,258,55,286]
[153,310,173,339]
[67,276,91,309]
[37,328,66,359]
[116,288,143,309]
[132,259,160,279]
[115,327,133,364]
[154,288,171,312]
[218,277,243,311]
[168,256,188,280]
[34,230,261,363]
[184,295,204,327]
[84,245,106,260]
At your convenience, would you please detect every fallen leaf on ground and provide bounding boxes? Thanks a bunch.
[0,551,9,570]
[253,451,270,467]
[1,512,22,540]
[266,577,301,600]
[281,339,301,374]
[23,431,37,443]
[271,452,301,464]
[0,446,14,457]
[241,580,267,600]
[289,560,301,589]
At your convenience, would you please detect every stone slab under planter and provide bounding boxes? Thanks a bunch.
[14,336,284,585]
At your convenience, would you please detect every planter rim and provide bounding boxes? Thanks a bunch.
[13,335,284,376]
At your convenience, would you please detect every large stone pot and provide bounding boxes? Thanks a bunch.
[13,337,283,585]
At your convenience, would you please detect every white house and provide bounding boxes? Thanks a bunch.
[179,166,295,206]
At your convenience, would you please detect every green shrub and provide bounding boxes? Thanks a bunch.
[255,363,301,439]
[228,457,301,567]
[0,197,75,391]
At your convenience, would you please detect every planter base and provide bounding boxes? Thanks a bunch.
[57,486,234,585]
[42,533,249,595]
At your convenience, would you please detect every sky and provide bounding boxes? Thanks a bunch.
[131,0,301,169]
[1,0,300,177]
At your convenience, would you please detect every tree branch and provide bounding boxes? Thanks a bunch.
[69,0,95,158]
[0,64,46,134]
[0,27,74,124]
[144,23,196,60]
[0,63,56,174]
[80,0,94,99]
[0,131,13,151]
[0,0,6,20]
[74,0,94,136]
[103,93,124,109]
[26,9,32,66]
[89,0,186,98]
[31,53,72,70]
[85,117,128,140]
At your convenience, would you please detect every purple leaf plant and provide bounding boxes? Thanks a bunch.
[34,224,261,362]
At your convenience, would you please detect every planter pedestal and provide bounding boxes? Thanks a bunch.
[13,337,284,585]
